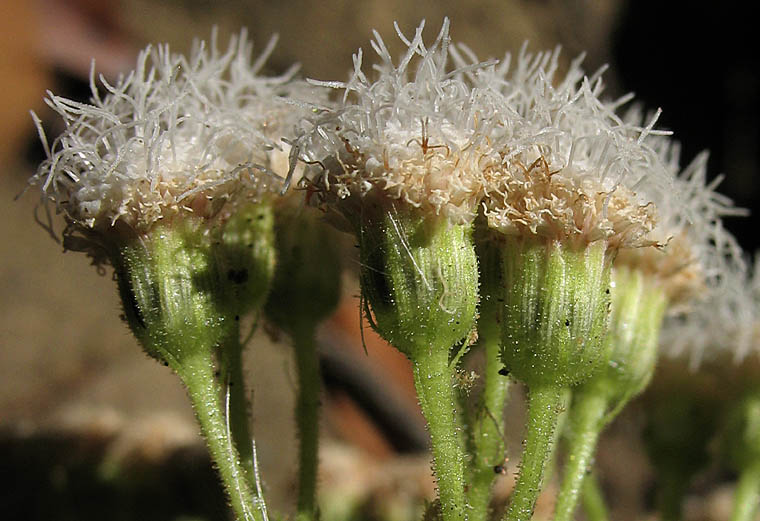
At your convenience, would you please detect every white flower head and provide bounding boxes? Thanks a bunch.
[29,29,324,237]
[445,43,678,250]
[661,249,755,369]
[295,18,495,224]
[613,128,746,306]
[446,40,744,306]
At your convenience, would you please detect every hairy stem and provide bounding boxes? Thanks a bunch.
[220,325,255,489]
[582,473,610,521]
[467,331,511,519]
[554,390,607,521]
[294,326,321,521]
[413,345,468,521]
[505,384,567,521]
[177,354,263,521]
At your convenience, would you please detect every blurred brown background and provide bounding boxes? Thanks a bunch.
[1,1,758,520]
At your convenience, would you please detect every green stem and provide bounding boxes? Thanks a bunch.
[220,325,255,489]
[294,325,321,521]
[731,463,760,521]
[505,384,566,521]
[413,345,468,521]
[467,332,510,520]
[581,473,609,521]
[554,390,607,521]
[543,387,572,486]
[657,469,688,521]
[176,354,263,521]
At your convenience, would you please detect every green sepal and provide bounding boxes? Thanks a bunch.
[265,204,342,335]
[356,198,479,359]
[218,202,276,317]
[584,266,667,418]
[500,237,612,388]
[111,218,234,367]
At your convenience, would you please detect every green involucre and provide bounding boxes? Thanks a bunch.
[589,266,667,412]
[265,204,342,333]
[112,206,276,366]
[499,238,612,388]
[357,200,479,359]
[112,218,234,366]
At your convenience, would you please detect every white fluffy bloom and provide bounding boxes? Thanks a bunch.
[661,252,755,368]
[446,44,677,248]
[295,19,729,254]
[29,30,324,235]
[295,19,496,223]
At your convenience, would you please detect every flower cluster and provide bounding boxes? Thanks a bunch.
[26,19,755,521]
[295,20,735,271]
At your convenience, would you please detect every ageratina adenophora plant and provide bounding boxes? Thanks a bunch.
[26,18,752,521]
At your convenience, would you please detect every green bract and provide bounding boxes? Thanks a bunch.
[591,266,667,411]
[500,238,612,388]
[358,199,479,360]
[113,219,234,366]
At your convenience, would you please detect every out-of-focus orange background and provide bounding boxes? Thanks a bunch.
[1,1,758,520]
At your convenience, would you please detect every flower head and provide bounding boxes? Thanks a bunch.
[29,30,321,239]
[296,19,493,224]
[661,251,757,368]
[613,132,745,306]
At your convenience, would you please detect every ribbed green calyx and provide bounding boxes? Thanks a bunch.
[112,204,277,365]
[265,204,342,333]
[357,200,479,359]
[500,237,612,388]
[588,266,667,412]
[112,218,234,366]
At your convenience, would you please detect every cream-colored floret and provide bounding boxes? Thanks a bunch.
[483,155,658,249]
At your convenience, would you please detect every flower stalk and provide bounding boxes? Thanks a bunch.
[356,203,478,521]
[292,325,322,521]
[265,201,342,521]
[466,235,511,519]
[112,218,266,521]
